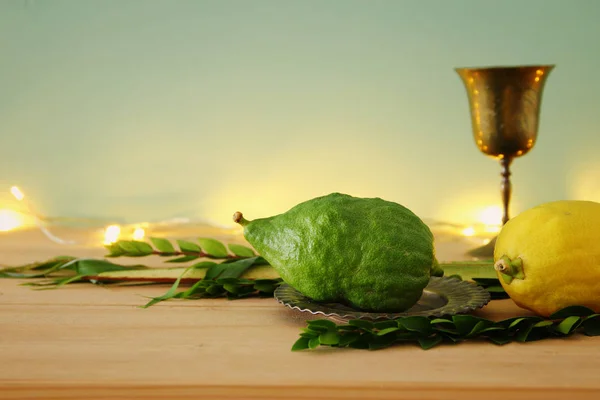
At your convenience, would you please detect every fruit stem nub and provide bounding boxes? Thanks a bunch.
[233,211,249,226]
[494,255,525,284]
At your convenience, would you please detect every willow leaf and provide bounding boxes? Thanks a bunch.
[75,259,147,276]
[166,255,199,263]
[117,241,154,257]
[198,238,228,258]
[204,257,259,280]
[150,237,176,254]
[228,244,256,258]
[140,266,193,308]
[177,240,202,253]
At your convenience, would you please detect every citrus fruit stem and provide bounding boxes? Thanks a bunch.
[233,211,250,226]
[494,255,525,284]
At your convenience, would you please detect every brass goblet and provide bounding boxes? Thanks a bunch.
[455,65,555,257]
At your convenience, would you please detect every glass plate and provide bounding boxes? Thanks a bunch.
[274,276,491,321]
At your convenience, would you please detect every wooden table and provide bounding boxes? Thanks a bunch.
[1,231,600,399]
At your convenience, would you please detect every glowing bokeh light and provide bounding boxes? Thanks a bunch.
[103,225,121,244]
[0,209,24,232]
[132,227,145,240]
[478,205,502,226]
[10,186,25,201]
[462,227,476,237]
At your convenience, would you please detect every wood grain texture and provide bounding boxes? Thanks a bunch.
[1,281,600,400]
[1,231,600,399]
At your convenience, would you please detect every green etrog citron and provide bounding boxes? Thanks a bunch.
[233,193,437,312]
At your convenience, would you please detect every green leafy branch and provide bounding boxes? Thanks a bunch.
[292,305,600,351]
[0,237,505,308]
[105,237,257,262]
[0,238,283,307]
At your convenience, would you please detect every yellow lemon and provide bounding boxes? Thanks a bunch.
[493,200,600,317]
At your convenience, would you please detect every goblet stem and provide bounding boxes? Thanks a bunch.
[500,157,513,225]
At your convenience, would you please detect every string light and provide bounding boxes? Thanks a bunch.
[7,185,504,247]
[10,186,76,244]
[462,227,476,237]
[103,225,121,245]
[132,227,145,241]
[10,186,24,201]
[0,209,24,232]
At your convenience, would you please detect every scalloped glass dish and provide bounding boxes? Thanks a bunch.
[274,276,491,321]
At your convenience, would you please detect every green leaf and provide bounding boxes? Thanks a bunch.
[228,244,256,258]
[368,333,398,350]
[349,335,370,349]
[222,284,240,294]
[554,316,582,335]
[190,261,217,269]
[166,255,199,263]
[204,257,259,280]
[304,325,328,334]
[348,319,374,331]
[291,337,310,351]
[533,320,554,328]
[149,237,176,253]
[398,316,431,334]
[478,326,506,334]
[439,332,462,344]
[515,322,536,342]
[486,332,511,345]
[254,282,278,293]
[418,335,443,350]
[308,337,320,349]
[104,243,126,257]
[374,320,398,330]
[300,331,319,339]
[303,327,326,336]
[338,331,361,347]
[140,266,191,308]
[307,319,337,331]
[507,317,530,330]
[116,240,155,257]
[465,320,493,337]
[377,327,400,336]
[177,240,202,253]
[0,257,72,279]
[452,315,489,335]
[583,315,600,336]
[198,238,229,258]
[205,284,225,296]
[75,259,146,276]
[434,327,459,336]
[549,306,596,319]
[319,331,340,345]
[430,318,453,325]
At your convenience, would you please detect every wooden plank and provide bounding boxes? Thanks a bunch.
[2,229,600,399]
[1,280,600,399]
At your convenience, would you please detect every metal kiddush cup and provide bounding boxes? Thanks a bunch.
[455,64,554,255]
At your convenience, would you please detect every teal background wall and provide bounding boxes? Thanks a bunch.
[1,0,599,227]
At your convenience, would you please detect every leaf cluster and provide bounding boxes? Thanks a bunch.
[105,237,256,261]
[139,256,282,307]
[292,305,600,351]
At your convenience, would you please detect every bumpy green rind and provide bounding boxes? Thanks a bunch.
[241,193,436,312]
